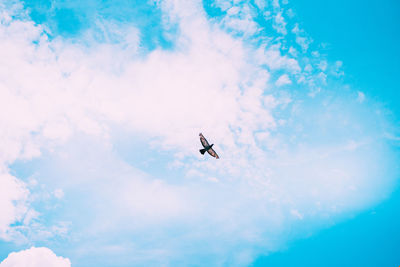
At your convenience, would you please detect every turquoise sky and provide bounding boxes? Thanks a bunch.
[254,0,400,265]
[0,0,399,266]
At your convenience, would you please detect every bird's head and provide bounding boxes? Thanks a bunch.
[210,144,214,147]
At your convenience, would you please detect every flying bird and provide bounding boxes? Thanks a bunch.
[199,133,219,159]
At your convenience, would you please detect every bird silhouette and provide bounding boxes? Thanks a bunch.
[199,133,219,159]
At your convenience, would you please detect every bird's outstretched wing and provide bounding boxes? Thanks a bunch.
[207,148,219,159]
[199,133,210,148]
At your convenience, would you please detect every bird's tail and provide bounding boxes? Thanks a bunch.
[199,148,206,155]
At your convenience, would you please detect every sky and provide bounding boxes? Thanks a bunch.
[0,0,399,266]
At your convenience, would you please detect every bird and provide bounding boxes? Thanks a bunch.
[199,133,219,159]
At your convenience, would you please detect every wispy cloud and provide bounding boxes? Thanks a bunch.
[0,0,398,265]
[357,91,366,103]
[275,74,292,86]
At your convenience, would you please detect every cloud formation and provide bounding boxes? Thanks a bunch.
[0,173,28,240]
[0,247,70,267]
[0,0,398,265]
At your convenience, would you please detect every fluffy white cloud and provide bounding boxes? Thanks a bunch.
[275,74,292,86]
[53,189,64,199]
[0,0,276,244]
[0,0,397,265]
[0,247,70,267]
[292,23,312,52]
[273,11,287,35]
[0,173,28,240]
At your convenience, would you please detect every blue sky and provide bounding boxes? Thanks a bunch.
[0,0,399,266]
[254,1,400,266]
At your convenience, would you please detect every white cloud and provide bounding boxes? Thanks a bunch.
[0,172,29,240]
[213,0,232,12]
[357,91,366,103]
[332,60,344,76]
[318,60,328,71]
[275,74,292,86]
[254,0,267,10]
[273,12,287,35]
[217,2,259,36]
[0,0,397,265]
[53,189,64,199]
[317,72,327,84]
[0,0,278,240]
[296,36,311,51]
[288,46,298,57]
[290,209,303,220]
[272,0,280,9]
[292,23,312,51]
[286,8,295,18]
[257,46,301,72]
[304,63,313,72]
[0,247,70,267]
